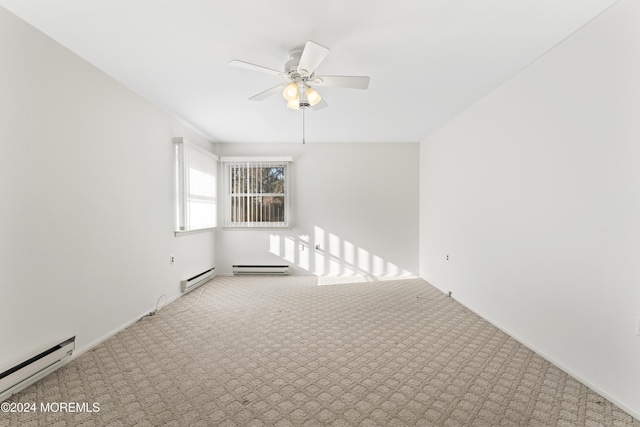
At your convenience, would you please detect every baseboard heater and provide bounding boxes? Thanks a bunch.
[0,336,75,402]
[181,267,215,293]
[232,265,289,275]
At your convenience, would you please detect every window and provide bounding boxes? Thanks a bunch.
[221,157,292,228]
[174,137,218,232]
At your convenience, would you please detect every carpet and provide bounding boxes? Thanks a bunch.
[2,276,638,426]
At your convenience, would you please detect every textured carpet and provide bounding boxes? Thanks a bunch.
[2,276,639,426]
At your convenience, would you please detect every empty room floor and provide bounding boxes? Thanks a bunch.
[2,276,639,426]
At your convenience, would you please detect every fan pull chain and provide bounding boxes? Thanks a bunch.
[302,108,306,144]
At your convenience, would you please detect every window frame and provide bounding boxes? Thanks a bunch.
[221,157,292,229]
[174,137,218,234]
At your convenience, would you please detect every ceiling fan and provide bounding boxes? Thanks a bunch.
[229,41,370,110]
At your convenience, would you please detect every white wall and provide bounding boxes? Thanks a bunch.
[216,143,419,278]
[419,0,640,418]
[0,7,215,366]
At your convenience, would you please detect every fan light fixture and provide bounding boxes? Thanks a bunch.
[284,83,321,110]
[282,82,298,101]
[286,99,299,110]
[305,86,321,106]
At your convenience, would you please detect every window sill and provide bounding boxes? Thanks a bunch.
[222,226,292,231]
[174,227,216,237]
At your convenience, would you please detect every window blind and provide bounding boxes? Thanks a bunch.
[175,138,218,231]
[221,158,291,228]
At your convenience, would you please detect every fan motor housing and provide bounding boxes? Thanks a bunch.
[285,47,305,78]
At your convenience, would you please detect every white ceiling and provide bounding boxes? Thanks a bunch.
[0,0,618,144]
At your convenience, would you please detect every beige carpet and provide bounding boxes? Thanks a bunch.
[2,276,638,426]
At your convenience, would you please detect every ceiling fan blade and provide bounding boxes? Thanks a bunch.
[249,83,288,101]
[311,75,370,90]
[229,60,284,77]
[297,41,329,77]
[312,99,328,110]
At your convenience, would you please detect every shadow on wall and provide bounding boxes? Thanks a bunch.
[269,226,414,282]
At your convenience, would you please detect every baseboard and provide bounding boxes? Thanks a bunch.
[431,282,640,422]
[215,272,415,279]
[214,272,315,277]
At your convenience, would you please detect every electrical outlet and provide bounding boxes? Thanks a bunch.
[446,254,449,261]
[170,255,175,265]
